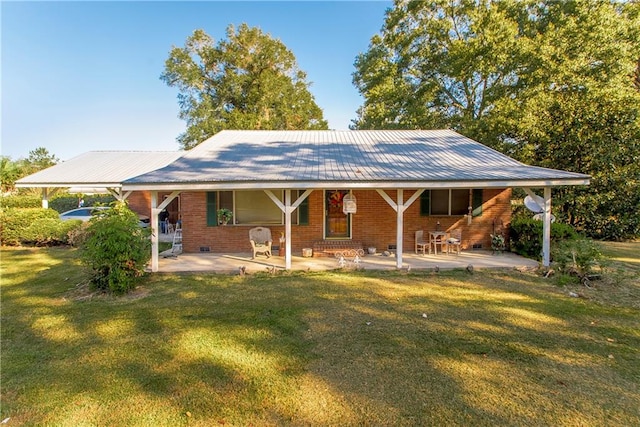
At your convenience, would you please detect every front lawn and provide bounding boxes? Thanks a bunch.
[1,246,639,426]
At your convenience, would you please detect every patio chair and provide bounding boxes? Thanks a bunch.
[446,229,462,255]
[415,230,430,255]
[249,227,272,259]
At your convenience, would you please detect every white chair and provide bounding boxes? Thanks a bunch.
[446,229,462,255]
[249,227,272,259]
[415,230,430,255]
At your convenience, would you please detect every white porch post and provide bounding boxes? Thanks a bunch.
[150,191,159,272]
[396,190,404,269]
[41,188,48,209]
[376,188,424,270]
[542,187,552,267]
[284,190,292,270]
[264,189,313,270]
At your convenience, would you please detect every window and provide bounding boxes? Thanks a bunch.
[235,191,282,224]
[420,189,480,216]
[206,190,310,226]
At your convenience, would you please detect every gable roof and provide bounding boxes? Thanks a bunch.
[15,151,183,189]
[123,130,590,190]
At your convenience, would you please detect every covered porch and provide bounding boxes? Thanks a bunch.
[154,249,539,274]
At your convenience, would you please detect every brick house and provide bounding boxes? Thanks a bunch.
[16,129,590,272]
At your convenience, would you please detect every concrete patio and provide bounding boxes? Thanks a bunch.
[154,249,539,274]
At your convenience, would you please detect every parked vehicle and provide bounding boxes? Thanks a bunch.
[59,207,150,227]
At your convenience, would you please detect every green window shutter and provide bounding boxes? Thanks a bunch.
[472,189,483,217]
[298,191,309,225]
[206,191,218,226]
[420,191,430,216]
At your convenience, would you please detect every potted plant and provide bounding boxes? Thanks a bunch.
[491,233,506,254]
[217,208,233,225]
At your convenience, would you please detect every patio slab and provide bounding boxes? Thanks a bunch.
[154,250,539,274]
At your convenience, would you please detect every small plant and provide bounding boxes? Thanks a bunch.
[491,233,506,254]
[552,238,604,286]
[80,201,151,294]
[217,208,233,225]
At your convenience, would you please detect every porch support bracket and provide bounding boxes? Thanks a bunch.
[150,190,181,273]
[264,189,313,270]
[376,189,425,269]
[108,188,133,201]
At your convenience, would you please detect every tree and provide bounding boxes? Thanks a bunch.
[508,0,640,239]
[1,156,24,193]
[25,147,58,173]
[353,0,640,239]
[161,24,328,149]
[352,0,524,133]
[0,147,58,193]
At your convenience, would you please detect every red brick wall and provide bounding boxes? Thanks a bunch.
[127,191,181,224]
[178,189,511,254]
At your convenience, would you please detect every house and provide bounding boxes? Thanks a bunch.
[16,129,590,271]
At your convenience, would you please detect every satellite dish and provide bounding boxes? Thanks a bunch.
[524,194,545,213]
[533,213,556,223]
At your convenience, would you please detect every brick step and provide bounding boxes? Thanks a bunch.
[312,240,363,257]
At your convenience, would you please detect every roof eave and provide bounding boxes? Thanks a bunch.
[122,177,590,191]
[15,182,123,188]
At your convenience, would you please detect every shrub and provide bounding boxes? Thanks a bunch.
[0,207,84,246]
[552,239,604,279]
[0,194,42,209]
[510,216,579,259]
[67,221,90,247]
[49,195,116,213]
[21,218,83,246]
[80,202,151,294]
[0,208,58,246]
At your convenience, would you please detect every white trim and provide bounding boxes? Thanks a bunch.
[542,187,552,267]
[151,191,159,272]
[121,178,590,192]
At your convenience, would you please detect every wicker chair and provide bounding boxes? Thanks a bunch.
[249,227,272,259]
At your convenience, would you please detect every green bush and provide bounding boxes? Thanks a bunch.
[510,216,579,259]
[80,202,151,294]
[0,207,83,246]
[0,208,58,246]
[21,218,83,246]
[552,239,604,278]
[49,195,116,213]
[0,195,42,209]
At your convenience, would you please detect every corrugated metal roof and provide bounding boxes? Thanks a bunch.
[16,151,183,187]
[124,130,589,188]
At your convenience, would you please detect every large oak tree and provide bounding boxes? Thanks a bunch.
[353,0,640,239]
[162,24,328,150]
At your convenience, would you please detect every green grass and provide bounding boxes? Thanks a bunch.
[2,246,639,426]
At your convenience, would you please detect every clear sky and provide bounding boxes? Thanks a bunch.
[1,1,391,161]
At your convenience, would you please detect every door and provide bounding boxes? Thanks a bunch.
[325,190,351,238]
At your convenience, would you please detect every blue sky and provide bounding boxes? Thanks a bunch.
[2,1,391,161]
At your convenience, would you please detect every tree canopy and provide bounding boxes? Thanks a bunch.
[162,24,328,150]
[353,0,640,239]
[1,147,59,193]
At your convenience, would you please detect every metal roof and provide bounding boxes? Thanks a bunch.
[123,130,590,190]
[15,151,183,188]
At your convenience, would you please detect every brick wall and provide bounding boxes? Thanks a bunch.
[127,191,181,224]
[178,188,511,254]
